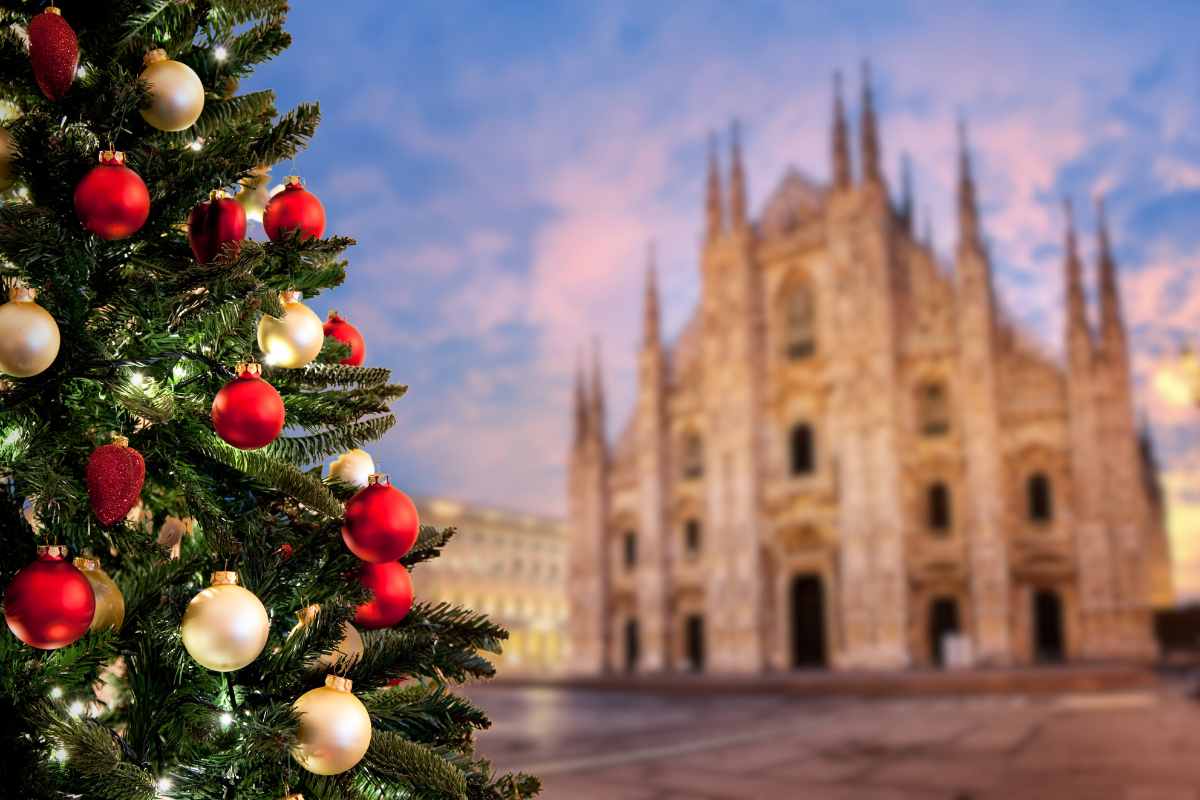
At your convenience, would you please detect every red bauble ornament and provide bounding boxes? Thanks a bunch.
[5,545,95,650]
[74,151,150,241]
[324,311,365,366]
[188,191,247,264]
[86,435,145,526]
[353,561,413,630]
[342,475,419,563]
[28,7,78,102]
[211,362,285,450]
[263,176,325,242]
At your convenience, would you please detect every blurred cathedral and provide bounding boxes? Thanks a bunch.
[566,66,1173,674]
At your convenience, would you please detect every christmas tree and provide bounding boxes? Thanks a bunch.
[0,3,538,798]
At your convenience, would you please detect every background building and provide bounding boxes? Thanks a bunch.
[567,67,1173,676]
[414,497,569,676]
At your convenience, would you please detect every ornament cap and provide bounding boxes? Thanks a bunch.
[324,674,353,693]
[110,433,129,447]
[327,309,341,320]
[143,48,168,67]
[211,570,239,586]
[8,285,36,303]
[209,189,230,200]
[366,473,389,486]
[98,150,125,165]
[296,603,320,625]
[73,556,99,571]
[284,175,303,188]
[44,6,62,15]
[235,361,262,377]
[37,544,68,560]
[281,289,303,304]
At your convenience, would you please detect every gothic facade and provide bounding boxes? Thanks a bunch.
[566,69,1173,674]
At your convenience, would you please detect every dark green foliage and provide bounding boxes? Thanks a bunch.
[0,2,537,798]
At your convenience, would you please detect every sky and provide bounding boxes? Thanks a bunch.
[248,2,1200,597]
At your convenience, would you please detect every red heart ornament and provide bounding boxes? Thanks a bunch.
[86,436,146,526]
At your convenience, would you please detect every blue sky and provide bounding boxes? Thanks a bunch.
[249,2,1200,591]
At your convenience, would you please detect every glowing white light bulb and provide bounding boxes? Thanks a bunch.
[156,776,173,792]
[218,712,233,729]
[52,747,67,763]
[214,45,228,62]
[188,138,204,152]
[49,686,63,699]
[76,65,87,79]
[129,372,146,388]
[68,700,85,717]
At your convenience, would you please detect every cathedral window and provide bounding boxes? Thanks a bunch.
[927,482,952,534]
[790,423,815,476]
[917,381,951,436]
[785,285,816,360]
[623,531,637,569]
[1027,473,1053,523]
[681,434,704,480]
[684,519,702,557]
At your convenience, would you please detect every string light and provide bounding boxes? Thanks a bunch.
[218,711,233,729]
[213,45,228,62]
[48,686,63,699]
[188,138,204,152]
[129,372,146,388]
[52,747,67,763]
[156,776,173,793]
[76,65,87,79]
[68,700,85,717]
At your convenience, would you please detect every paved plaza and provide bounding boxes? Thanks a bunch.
[467,678,1200,799]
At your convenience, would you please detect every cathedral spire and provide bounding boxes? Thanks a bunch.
[1096,195,1125,349]
[705,132,724,242]
[831,70,851,190]
[859,60,882,186]
[729,119,748,230]
[642,241,660,349]
[899,152,914,233]
[590,338,606,442]
[1063,197,1091,348]
[573,347,590,444]
[956,117,982,250]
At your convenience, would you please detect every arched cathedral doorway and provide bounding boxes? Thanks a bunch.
[928,597,960,667]
[1033,589,1065,663]
[790,574,826,668]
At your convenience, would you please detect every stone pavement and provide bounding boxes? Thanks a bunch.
[467,680,1200,799]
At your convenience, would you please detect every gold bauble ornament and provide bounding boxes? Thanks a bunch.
[74,557,124,633]
[0,285,60,377]
[292,675,372,775]
[0,127,14,191]
[139,49,205,132]
[258,290,324,368]
[181,571,269,672]
[328,449,375,488]
[237,165,271,223]
[290,604,365,669]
